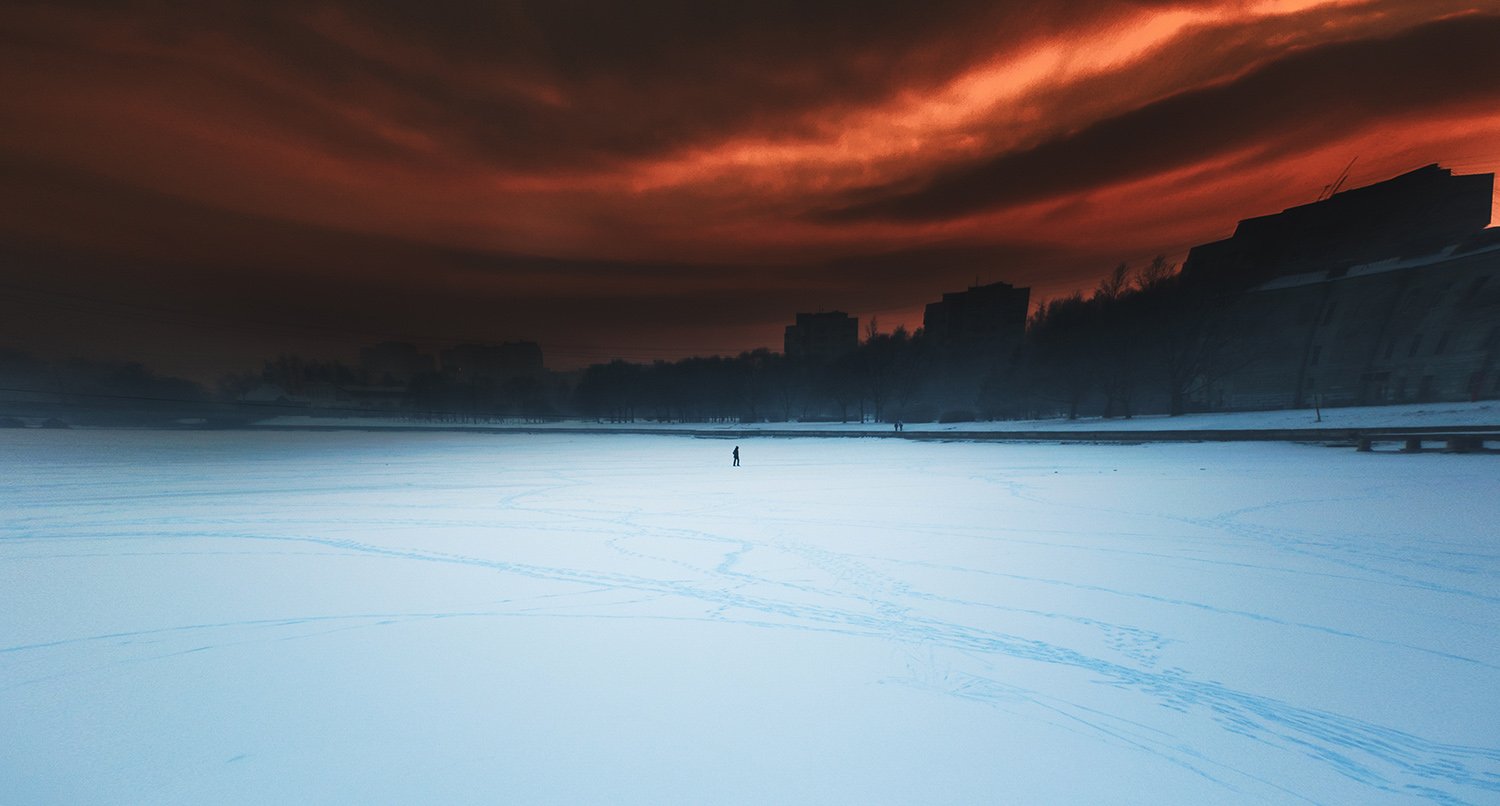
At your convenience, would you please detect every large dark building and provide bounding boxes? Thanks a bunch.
[784,311,858,362]
[1183,164,1494,287]
[914,280,1032,417]
[1207,235,1500,410]
[922,280,1030,345]
[1186,165,1500,411]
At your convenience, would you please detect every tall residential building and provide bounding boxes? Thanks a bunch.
[784,311,859,362]
[922,280,1030,346]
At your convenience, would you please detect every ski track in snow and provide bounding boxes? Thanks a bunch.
[2,431,1499,804]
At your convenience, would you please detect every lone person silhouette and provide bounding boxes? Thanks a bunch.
[732,445,740,467]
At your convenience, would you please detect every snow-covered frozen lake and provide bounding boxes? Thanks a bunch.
[2,430,1498,804]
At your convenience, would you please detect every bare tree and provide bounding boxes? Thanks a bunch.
[1026,293,1097,419]
[1096,262,1131,302]
[1132,257,1246,415]
[1093,263,1141,418]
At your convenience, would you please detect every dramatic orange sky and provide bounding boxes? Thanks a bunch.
[3,0,1500,377]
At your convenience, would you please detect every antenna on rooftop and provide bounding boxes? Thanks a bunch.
[1317,156,1358,201]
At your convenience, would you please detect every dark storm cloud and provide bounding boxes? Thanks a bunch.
[1,152,1080,375]
[2,0,1192,170]
[270,0,1117,164]
[0,155,793,358]
[819,13,1500,222]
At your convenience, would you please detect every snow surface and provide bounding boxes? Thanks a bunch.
[258,399,1500,433]
[2,430,1498,804]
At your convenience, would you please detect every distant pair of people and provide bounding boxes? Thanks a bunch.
[893,420,904,432]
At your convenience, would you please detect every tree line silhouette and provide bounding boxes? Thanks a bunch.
[573,256,1244,424]
[2,255,1255,426]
